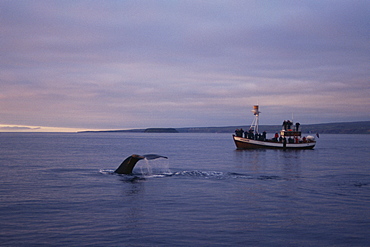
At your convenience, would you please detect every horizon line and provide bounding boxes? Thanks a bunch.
[1,120,369,133]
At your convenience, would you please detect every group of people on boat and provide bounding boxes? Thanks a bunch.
[272,133,309,143]
[234,128,267,141]
[235,128,312,144]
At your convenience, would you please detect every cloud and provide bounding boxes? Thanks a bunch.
[0,1,369,130]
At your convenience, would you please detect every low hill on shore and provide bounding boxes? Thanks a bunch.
[79,121,370,134]
[178,121,370,134]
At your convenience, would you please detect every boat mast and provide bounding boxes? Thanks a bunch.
[250,105,260,134]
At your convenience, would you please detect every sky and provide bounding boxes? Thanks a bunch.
[1,0,369,132]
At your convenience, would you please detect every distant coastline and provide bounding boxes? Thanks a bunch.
[79,121,370,134]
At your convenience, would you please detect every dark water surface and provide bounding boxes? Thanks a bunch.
[0,133,369,246]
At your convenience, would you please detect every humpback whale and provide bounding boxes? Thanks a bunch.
[114,154,168,175]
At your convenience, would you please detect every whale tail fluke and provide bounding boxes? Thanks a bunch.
[114,154,168,175]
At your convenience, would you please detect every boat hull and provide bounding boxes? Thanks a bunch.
[233,135,315,149]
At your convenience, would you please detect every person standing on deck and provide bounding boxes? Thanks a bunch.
[287,120,292,130]
[283,120,287,130]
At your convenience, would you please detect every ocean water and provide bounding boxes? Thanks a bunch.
[0,132,369,246]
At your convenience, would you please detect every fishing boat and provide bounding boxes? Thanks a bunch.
[233,105,316,149]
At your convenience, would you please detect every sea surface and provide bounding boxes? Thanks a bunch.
[0,132,369,246]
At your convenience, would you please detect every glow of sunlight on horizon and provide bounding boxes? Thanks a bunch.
[0,124,103,133]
